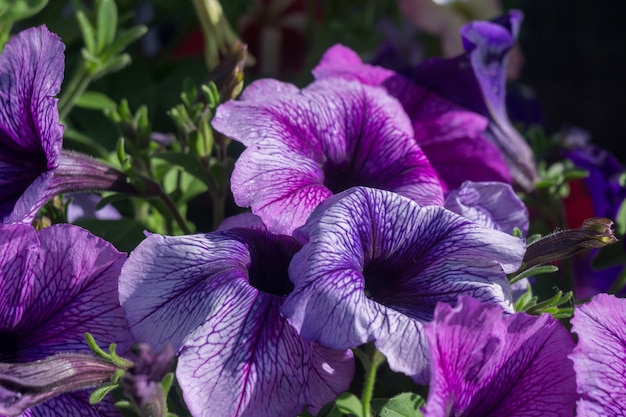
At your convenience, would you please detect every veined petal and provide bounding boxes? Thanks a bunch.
[412,11,538,191]
[281,187,525,383]
[423,296,576,417]
[312,44,511,190]
[569,293,626,416]
[444,181,528,235]
[119,229,354,417]
[212,77,443,235]
[0,25,64,161]
[0,25,65,222]
[0,224,133,362]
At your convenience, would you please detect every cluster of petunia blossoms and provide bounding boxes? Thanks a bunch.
[1,10,625,417]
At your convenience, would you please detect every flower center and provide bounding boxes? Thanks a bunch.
[0,331,19,362]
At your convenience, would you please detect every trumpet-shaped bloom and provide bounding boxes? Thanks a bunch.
[0,223,133,416]
[0,27,134,225]
[423,296,577,417]
[413,11,538,191]
[312,43,511,191]
[569,293,626,416]
[118,227,354,417]
[280,187,525,383]
[212,77,443,235]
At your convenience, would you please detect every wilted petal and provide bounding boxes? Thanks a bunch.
[423,296,576,417]
[119,229,354,417]
[5,150,135,224]
[281,187,525,383]
[444,181,528,234]
[0,25,65,222]
[212,77,443,235]
[0,354,120,416]
[569,293,626,416]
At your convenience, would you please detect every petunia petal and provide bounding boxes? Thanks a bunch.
[0,223,133,361]
[569,293,626,416]
[281,187,525,383]
[444,181,529,235]
[312,44,511,190]
[213,78,443,235]
[423,296,576,417]
[412,11,538,191]
[0,25,65,223]
[119,229,354,417]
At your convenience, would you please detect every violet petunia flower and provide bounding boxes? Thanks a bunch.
[422,296,577,417]
[0,223,134,416]
[569,293,626,416]
[0,26,134,225]
[312,43,512,191]
[280,186,525,384]
[118,227,354,417]
[412,11,538,191]
[212,77,443,235]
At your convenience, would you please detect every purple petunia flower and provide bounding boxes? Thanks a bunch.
[280,186,525,384]
[412,11,538,191]
[118,227,354,417]
[569,293,626,416]
[0,26,134,225]
[0,223,134,416]
[312,43,512,192]
[212,77,444,235]
[422,296,577,416]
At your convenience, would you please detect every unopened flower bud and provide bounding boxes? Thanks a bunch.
[519,217,618,273]
[0,354,120,416]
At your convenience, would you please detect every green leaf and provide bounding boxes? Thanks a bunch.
[96,0,117,53]
[153,152,210,187]
[75,90,117,111]
[103,25,148,59]
[335,392,363,417]
[73,218,147,252]
[0,0,48,22]
[76,10,97,54]
[89,383,119,404]
[509,264,559,285]
[370,393,425,417]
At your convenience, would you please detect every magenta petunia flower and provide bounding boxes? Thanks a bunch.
[212,77,444,235]
[0,26,134,225]
[422,296,577,417]
[569,293,626,416]
[118,227,354,417]
[280,187,525,384]
[0,223,134,416]
[312,43,512,192]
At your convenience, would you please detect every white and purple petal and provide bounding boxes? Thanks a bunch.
[119,229,354,417]
[444,181,529,234]
[281,187,525,383]
[0,25,65,223]
[569,293,626,416]
[212,77,443,235]
[423,296,576,417]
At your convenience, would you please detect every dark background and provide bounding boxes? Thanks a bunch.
[518,0,626,160]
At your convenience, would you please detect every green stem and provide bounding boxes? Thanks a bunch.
[158,188,192,235]
[58,64,93,120]
[361,347,385,417]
